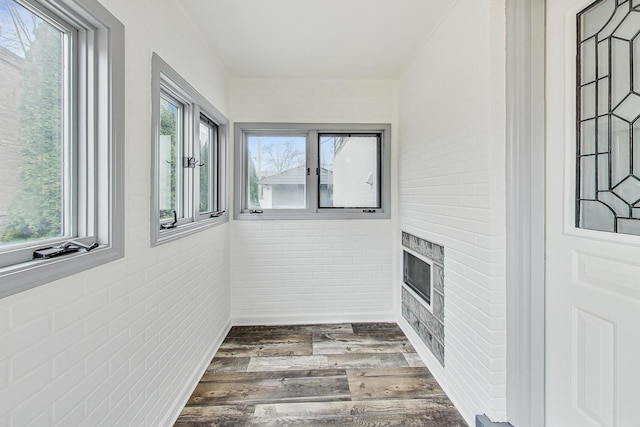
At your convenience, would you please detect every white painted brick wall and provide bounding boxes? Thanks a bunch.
[231,220,393,323]
[397,0,507,424]
[0,0,231,425]
[230,79,397,324]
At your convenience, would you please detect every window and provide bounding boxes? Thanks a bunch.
[151,54,227,245]
[0,0,124,298]
[234,123,390,219]
[576,0,640,235]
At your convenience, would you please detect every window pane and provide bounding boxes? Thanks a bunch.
[199,119,216,213]
[159,95,182,221]
[247,135,306,209]
[577,1,640,235]
[0,2,67,246]
[319,135,380,208]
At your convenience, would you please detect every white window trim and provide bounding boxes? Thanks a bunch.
[0,0,125,299]
[234,122,391,220]
[151,53,228,246]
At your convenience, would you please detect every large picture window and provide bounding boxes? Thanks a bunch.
[151,54,228,246]
[234,123,390,219]
[0,0,125,298]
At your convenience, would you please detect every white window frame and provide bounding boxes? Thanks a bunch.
[151,53,228,246]
[0,0,125,299]
[197,114,221,220]
[234,122,391,220]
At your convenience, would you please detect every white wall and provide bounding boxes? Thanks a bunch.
[397,0,507,424]
[230,79,398,324]
[0,0,231,425]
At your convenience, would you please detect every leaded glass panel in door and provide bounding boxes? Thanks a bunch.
[577,0,640,235]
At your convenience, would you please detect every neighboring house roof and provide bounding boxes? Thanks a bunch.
[258,165,333,185]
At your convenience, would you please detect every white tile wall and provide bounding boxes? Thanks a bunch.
[231,220,394,324]
[397,0,507,424]
[230,79,398,324]
[0,0,231,425]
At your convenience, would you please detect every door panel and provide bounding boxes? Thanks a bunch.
[547,0,640,426]
[572,307,615,427]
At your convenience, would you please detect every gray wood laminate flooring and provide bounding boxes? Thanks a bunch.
[175,322,467,426]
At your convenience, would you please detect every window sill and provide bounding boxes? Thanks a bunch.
[152,215,229,246]
[233,211,390,221]
[0,245,123,299]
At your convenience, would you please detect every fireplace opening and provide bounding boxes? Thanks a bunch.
[403,250,432,305]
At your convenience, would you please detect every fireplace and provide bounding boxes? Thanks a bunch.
[403,250,432,305]
[401,231,445,366]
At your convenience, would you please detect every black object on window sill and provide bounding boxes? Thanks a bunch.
[33,240,99,259]
[160,210,178,230]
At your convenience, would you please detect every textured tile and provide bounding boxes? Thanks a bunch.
[402,231,444,263]
[327,353,409,369]
[433,340,445,367]
[310,323,353,334]
[417,323,434,350]
[174,323,463,425]
[402,303,410,320]
[313,333,415,355]
[402,287,410,303]
[433,264,445,293]
[403,352,427,367]
[347,367,446,401]
[227,325,312,337]
[206,357,251,373]
[188,369,350,406]
[174,404,255,425]
[419,306,444,344]
[251,398,467,427]
[351,322,403,335]
[433,291,445,323]
[247,356,329,372]
[217,333,312,357]
[432,244,445,265]
[404,290,444,364]
[419,239,434,259]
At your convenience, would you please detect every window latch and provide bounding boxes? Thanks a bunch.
[210,210,226,218]
[183,157,203,168]
[33,240,99,259]
[362,209,377,213]
[160,210,178,230]
[249,209,263,214]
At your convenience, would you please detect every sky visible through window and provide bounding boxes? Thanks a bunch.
[0,1,43,58]
[248,136,307,178]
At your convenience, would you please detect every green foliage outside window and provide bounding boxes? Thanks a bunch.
[159,99,178,220]
[1,23,64,244]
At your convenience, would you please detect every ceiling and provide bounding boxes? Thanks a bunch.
[178,0,454,79]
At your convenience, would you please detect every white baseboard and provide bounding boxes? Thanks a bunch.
[232,312,395,326]
[161,319,232,427]
[396,315,474,427]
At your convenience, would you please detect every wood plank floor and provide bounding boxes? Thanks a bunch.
[175,323,467,426]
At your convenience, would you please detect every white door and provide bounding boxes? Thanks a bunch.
[547,0,640,426]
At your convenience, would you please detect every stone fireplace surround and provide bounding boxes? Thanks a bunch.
[401,231,445,366]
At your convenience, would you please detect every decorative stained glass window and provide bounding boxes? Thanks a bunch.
[577,0,640,235]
